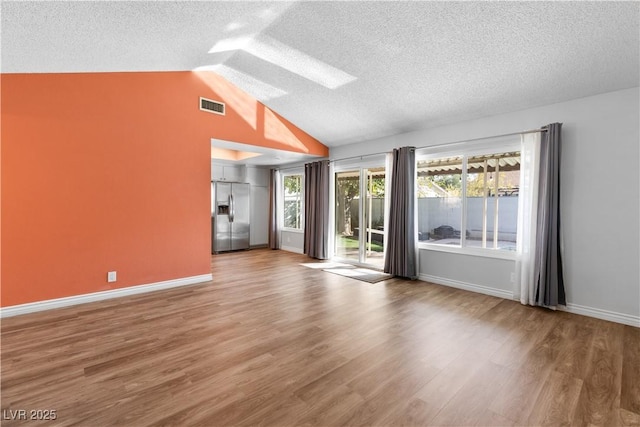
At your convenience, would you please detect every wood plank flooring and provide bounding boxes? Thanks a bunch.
[2,249,639,426]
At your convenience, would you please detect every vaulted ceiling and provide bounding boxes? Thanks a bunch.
[3,1,639,148]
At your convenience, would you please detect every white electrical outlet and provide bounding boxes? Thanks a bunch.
[107,271,117,283]
[510,272,515,283]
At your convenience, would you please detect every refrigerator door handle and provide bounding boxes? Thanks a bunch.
[229,194,234,222]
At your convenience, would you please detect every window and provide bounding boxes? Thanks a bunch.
[282,174,303,230]
[417,149,520,252]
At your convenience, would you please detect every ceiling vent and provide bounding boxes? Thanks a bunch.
[200,97,225,115]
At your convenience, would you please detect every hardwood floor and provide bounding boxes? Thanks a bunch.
[2,249,639,426]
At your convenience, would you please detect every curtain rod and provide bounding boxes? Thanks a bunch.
[277,163,313,172]
[277,127,547,170]
[413,128,547,152]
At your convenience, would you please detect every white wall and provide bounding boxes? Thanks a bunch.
[281,230,304,253]
[246,166,270,247]
[419,251,514,299]
[249,185,269,246]
[331,87,640,325]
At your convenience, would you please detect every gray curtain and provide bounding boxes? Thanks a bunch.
[534,123,566,306]
[384,147,417,279]
[304,160,330,259]
[268,169,279,250]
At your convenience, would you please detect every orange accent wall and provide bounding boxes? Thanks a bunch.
[1,71,327,307]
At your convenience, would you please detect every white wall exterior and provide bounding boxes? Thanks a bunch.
[331,87,640,324]
[418,197,519,237]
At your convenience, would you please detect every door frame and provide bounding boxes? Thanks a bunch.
[332,156,388,269]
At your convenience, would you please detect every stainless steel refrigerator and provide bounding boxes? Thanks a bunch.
[211,181,250,253]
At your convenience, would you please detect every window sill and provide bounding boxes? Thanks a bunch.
[418,243,517,261]
[281,228,304,234]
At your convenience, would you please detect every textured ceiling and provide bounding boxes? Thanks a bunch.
[3,1,639,148]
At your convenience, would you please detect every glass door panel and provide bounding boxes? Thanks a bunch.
[334,166,386,268]
[362,167,386,269]
[335,170,360,262]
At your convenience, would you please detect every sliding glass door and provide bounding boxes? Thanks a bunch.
[335,170,360,262]
[334,165,387,268]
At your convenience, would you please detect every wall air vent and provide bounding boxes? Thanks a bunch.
[200,97,225,115]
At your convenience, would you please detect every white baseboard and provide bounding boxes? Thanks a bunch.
[560,303,640,327]
[419,274,640,327]
[0,274,213,318]
[419,274,514,300]
[280,245,304,254]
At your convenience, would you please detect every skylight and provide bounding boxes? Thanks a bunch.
[194,64,287,101]
[208,34,357,89]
